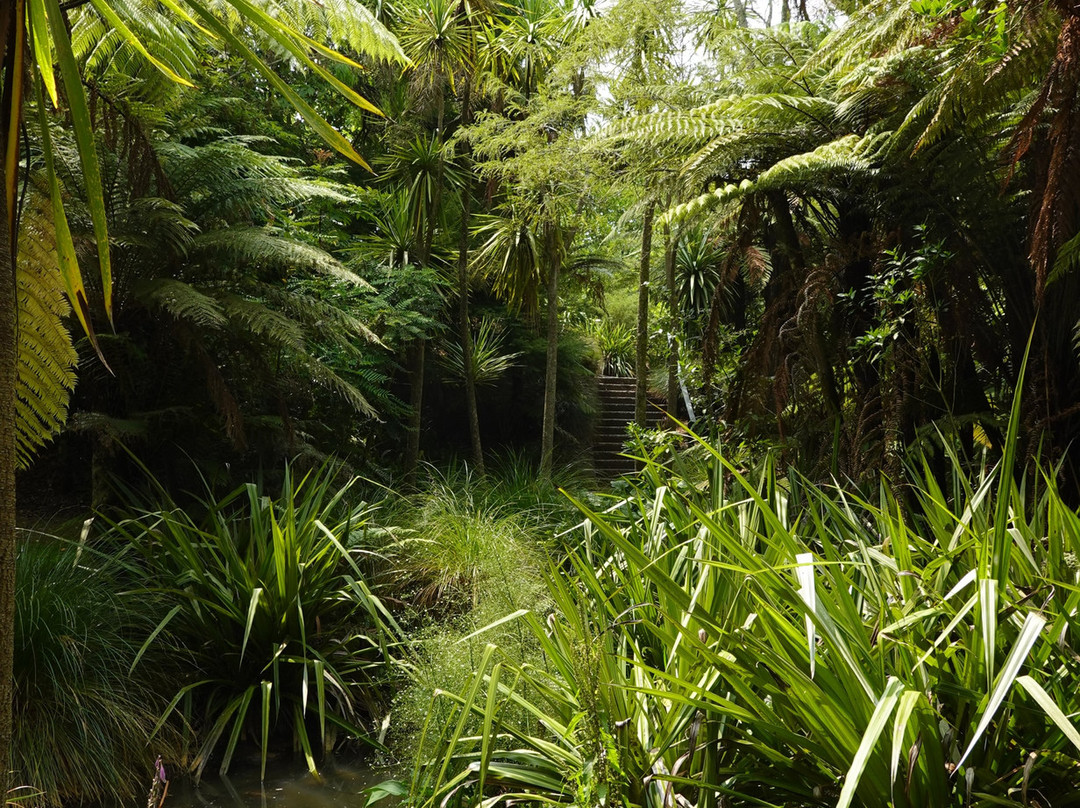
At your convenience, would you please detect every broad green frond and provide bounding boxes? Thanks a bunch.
[263,287,382,346]
[663,134,884,226]
[299,356,379,417]
[220,295,307,351]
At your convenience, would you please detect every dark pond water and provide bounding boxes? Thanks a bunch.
[165,760,394,808]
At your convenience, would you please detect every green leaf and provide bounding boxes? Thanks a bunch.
[1015,675,1080,755]
[43,0,113,323]
[957,613,1046,771]
[180,2,374,170]
[837,677,904,808]
[88,0,195,86]
[260,681,273,782]
[241,587,263,664]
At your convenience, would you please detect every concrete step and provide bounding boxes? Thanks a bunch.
[594,375,669,481]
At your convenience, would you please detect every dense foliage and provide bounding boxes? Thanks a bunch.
[13,0,1080,805]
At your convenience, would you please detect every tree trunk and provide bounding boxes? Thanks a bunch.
[539,220,560,483]
[0,133,16,803]
[635,202,655,428]
[732,0,748,26]
[0,4,20,791]
[458,182,483,474]
[781,0,791,23]
[405,93,447,485]
[404,340,425,486]
[664,224,680,427]
[456,77,483,475]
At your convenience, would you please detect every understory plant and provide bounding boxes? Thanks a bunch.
[13,539,174,807]
[411,400,1080,805]
[377,461,562,770]
[581,318,635,377]
[107,463,398,780]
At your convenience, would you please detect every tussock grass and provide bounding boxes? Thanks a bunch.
[13,540,177,807]
[106,462,397,780]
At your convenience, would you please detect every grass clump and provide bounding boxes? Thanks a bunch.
[13,539,175,807]
[377,461,561,767]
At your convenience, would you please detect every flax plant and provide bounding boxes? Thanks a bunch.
[108,463,399,780]
[410,391,1080,806]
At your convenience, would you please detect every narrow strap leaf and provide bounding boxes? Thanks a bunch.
[1015,675,1080,754]
[241,586,263,664]
[837,676,904,808]
[956,612,1046,772]
[5,0,29,245]
[43,0,113,323]
[260,681,273,782]
[33,78,102,357]
[25,0,55,107]
[795,552,816,678]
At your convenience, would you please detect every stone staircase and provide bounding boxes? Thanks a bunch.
[594,376,668,479]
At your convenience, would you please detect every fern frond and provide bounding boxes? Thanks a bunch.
[253,0,407,64]
[136,278,229,327]
[262,286,382,346]
[663,134,884,226]
[192,228,370,285]
[15,190,79,469]
[220,295,307,351]
[294,354,378,418]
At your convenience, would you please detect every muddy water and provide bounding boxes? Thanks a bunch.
[165,760,394,808]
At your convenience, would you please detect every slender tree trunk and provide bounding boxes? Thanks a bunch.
[539,220,560,483]
[0,140,16,803]
[456,77,483,474]
[404,340,426,485]
[781,0,791,23]
[405,92,447,484]
[664,224,680,427]
[635,202,655,428]
[733,0,748,27]
[0,5,19,791]
[458,183,483,474]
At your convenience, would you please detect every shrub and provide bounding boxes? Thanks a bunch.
[376,465,556,768]
[107,463,397,780]
[411,425,1080,807]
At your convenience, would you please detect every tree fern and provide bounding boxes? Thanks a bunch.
[663,134,885,226]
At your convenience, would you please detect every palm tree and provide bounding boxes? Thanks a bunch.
[0,0,402,789]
